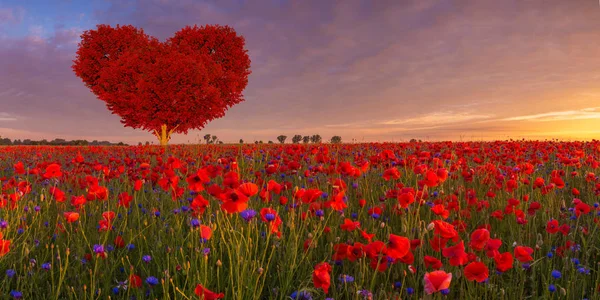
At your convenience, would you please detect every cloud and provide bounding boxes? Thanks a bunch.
[0,112,17,121]
[0,7,24,24]
[380,112,492,126]
[501,107,600,122]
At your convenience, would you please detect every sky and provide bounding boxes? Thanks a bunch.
[1,0,600,144]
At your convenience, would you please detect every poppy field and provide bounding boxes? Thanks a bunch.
[1,141,600,299]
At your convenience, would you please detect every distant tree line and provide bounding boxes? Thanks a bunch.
[272,134,342,144]
[0,136,127,146]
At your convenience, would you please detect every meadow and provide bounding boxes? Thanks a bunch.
[1,141,600,299]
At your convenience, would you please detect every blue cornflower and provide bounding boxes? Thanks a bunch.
[6,269,16,278]
[549,284,556,292]
[93,244,105,254]
[407,287,414,295]
[551,270,561,279]
[146,276,159,286]
[338,274,354,283]
[441,288,450,295]
[42,263,51,270]
[191,219,200,227]
[290,290,312,300]
[240,209,257,222]
[265,213,276,221]
[142,255,152,263]
[10,290,22,299]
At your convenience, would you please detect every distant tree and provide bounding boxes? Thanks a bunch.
[310,134,322,143]
[330,136,342,144]
[239,139,244,144]
[259,140,263,144]
[145,141,150,146]
[292,135,302,144]
[72,24,251,146]
[211,135,218,144]
[409,138,417,143]
[277,135,287,144]
[138,142,143,146]
[218,141,224,144]
[0,137,12,145]
[268,140,274,144]
[254,141,259,144]
[204,134,211,144]
[302,136,310,144]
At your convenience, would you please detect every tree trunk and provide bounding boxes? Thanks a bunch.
[156,124,170,146]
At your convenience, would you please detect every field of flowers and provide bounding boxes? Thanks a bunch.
[1,141,600,299]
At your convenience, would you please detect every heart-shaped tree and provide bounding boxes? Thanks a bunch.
[72,24,251,145]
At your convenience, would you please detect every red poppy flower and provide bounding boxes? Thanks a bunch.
[469,228,490,251]
[432,220,458,239]
[442,241,469,266]
[313,262,332,294]
[237,182,258,197]
[43,163,62,179]
[494,252,514,272]
[267,180,282,194]
[348,243,365,262]
[431,204,450,219]
[464,262,489,282]
[114,236,125,248]
[0,239,10,256]
[546,219,559,234]
[200,225,212,240]
[187,169,209,192]
[64,212,80,223]
[422,170,440,187]
[424,256,443,269]
[129,274,142,288]
[514,246,534,263]
[424,270,452,295]
[398,191,415,208]
[118,192,133,208]
[219,189,249,214]
[387,234,410,259]
[383,167,401,181]
[14,161,25,175]
[575,202,591,217]
[194,283,225,299]
[49,187,66,202]
[340,219,360,232]
[485,238,502,258]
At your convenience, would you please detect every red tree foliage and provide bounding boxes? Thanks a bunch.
[72,24,251,145]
